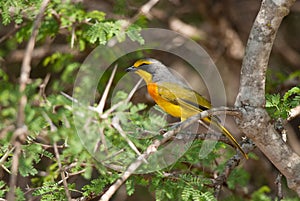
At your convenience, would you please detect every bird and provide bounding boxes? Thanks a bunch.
[126,58,248,159]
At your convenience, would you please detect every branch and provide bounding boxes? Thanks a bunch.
[6,140,22,201]
[130,0,160,23]
[168,17,207,40]
[95,65,117,114]
[6,44,80,63]
[99,107,242,201]
[275,173,283,200]
[54,142,72,201]
[110,0,159,35]
[7,0,50,200]
[213,139,256,198]
[112,116,147,164]
[288,105,300,121]
[17,0,50,127]
[62,77,142,119]
[0,24,22,44]
[235,0,300,195]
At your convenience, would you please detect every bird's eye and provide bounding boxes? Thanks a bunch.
[133,60,152,68]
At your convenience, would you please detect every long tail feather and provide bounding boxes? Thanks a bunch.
[204,118,248,159]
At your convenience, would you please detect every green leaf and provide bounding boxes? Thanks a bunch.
[181,186,194,201]
[86,10,106,21]
[83,165,93,179]
[15,187,25,201]
[201,192,216,201]
[283,87,300,101]
[82,178,106,197]
[126,24,145,45]
[32,182,67,200]
[266,86,300,119]
[125,178,135,196]
[251,186,272,201]
[227,168,250,189]
[0,180,8,198]
[271,94,280,106]
[19,144,43,177]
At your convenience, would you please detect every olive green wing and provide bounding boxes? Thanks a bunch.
[156,82,211,112]
[155,82,248,158]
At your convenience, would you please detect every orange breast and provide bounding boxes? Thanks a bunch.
[147,83,182,118]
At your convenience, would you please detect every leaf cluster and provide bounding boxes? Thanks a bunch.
[266,86,300,119]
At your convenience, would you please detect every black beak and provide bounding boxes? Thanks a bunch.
[125,66,136,72]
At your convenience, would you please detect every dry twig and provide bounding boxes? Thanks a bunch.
[39,73,51,101]
[112,116,147,164]
[213,139,255,198]
[99,78,142,119]
[0,146,15,173]
[54,142,72,201]
[96,65,118,114]
[124,0,160,26]
[288,105,300,121]
[275,173,283,200]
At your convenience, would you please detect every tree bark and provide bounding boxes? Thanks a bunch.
[235,0,300,195]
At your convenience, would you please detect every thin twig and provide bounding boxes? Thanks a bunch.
[131,0,160,22]
[0,124,15,140]
[71,25,75,49]
[288,105,300,121]
[42,111,58,132]
[126,78,143,103]
[96,65,118,114]
[112,116,147,164]
[6,141,22,201]
[53,142,72,201]
[274,118,285,201]
[62,77,142,119]
[0,146,15,167]
[99,107,241,201]
[7,44,80,63]
[108,0,159,47]
[194,132,231,145]
[100,78,142,119]
[94,126,108,154]
[275,173,283,200]
[62,113,71,128]
[33,141,65,150]
[61,91,98,112]
[0,24,22,44]
[100,149,125,163]
[1,164,11,174]
[68,169,86,177]
[213,139,255,198]
[24,170,82,197]
[39,73,51,101]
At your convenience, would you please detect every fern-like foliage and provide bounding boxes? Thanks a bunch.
[266,86,300,119]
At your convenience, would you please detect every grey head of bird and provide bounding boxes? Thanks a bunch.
[126,58,186,85]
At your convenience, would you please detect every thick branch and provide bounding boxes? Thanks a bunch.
[237,0,293,106]
[235,0,300,195]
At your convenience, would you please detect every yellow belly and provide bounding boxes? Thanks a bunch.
[147,83,199,120]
